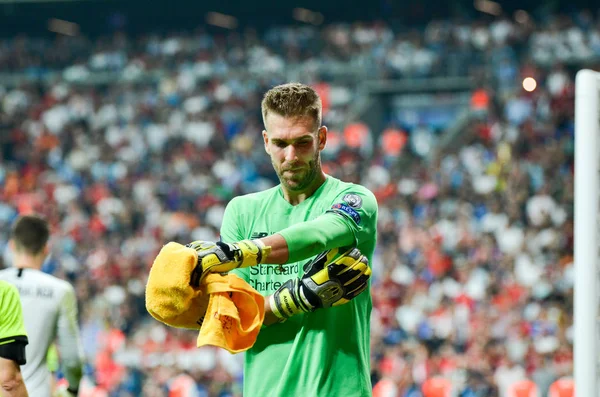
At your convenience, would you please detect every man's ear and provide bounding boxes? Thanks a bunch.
[318,126,327,151]
[263,130,270,155]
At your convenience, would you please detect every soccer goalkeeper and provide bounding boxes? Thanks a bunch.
[185,83,378,396]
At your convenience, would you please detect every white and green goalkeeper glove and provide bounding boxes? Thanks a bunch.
[187,240,271,286]
[269,247,371,321]
[53,384,78,397]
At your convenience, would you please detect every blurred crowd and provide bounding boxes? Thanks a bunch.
[1,9,599,82]
[0,9,597,397]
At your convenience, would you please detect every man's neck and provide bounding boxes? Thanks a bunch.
[282,171,327,205]
[12,255,43,270]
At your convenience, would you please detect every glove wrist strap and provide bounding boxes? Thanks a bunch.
[270,279,314,321]
[235,239,271,268]
[268,294,288,322]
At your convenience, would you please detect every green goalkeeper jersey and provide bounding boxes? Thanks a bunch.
[220,176,378,397]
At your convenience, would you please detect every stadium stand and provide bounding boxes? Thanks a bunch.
[1,9,599,396]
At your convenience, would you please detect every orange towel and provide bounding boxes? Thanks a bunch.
[145,242,265,354]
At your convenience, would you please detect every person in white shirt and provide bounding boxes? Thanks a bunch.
[0,215,84,397]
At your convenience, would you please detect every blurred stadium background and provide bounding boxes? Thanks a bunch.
[0,0,597,395]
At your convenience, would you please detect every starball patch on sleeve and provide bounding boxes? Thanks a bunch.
[342,193,363,209]
[328,203,362,225]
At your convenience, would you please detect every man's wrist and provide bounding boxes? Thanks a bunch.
[241,239,271,266]
[268,293,288,322]
[269,279,314,321]
[223,239,272,268]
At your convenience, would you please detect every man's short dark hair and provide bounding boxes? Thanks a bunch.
[261,83,322,130]
[11,215,50,255]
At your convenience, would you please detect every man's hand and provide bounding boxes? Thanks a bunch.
[269,247,371,321]
[187,240,272,287]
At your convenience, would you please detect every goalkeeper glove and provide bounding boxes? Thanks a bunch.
[187,240,271,287]
[53,384,78,397]
[269,247,371,321]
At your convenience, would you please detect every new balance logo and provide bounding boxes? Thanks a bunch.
[251,232,269,239]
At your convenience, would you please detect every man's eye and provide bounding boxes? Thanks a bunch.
[275,142,287,148]
[297,141,310,146]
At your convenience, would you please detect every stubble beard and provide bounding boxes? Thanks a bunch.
[274,151,321,192]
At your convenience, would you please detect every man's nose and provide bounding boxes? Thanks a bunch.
[284,145,297,162]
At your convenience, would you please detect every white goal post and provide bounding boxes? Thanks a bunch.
[574,69,600,397]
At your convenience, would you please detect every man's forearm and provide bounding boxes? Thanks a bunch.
[2,381,28,397]
[257,214,354,265]
[0,359,29,397]
[259,234,289,264]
